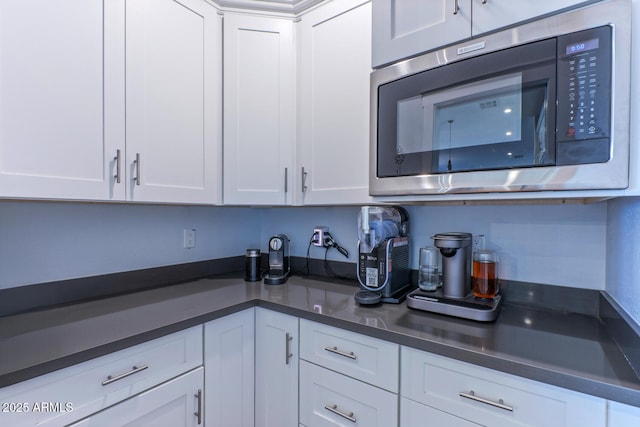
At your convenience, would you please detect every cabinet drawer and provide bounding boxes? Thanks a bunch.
[300,360,398,427]
[401,347,606,427]
[401,397,480,427]
[0,325,202,427]
[299,319,399,392]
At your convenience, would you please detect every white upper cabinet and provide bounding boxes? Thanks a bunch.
[222,13,295,205]
[372,0,598,68]
[296,0,373,205]
[0,0,122,201]
[372,0,471,67]
[471,0,598,36]
[0,0,221,204]
[125,0,221,204]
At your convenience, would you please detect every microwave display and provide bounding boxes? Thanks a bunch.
[376,26,612,179]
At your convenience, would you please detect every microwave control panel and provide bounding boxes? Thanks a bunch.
[556,25,612,165]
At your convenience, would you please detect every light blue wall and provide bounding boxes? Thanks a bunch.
[0,201,262,289]
[261,203,608,290]
[606,197,640,326]
[0,200,610,293]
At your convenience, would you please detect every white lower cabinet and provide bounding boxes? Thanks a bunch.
[401,397,480,427]
[299,360,398,427]
[299,319,399,426]
[69,367,204,426]
[255,308,299,427]
[401,346,607,427]
[204,308,255,427]
[299,319,399,392]
[608,401,640,426]
[0,326,202,427]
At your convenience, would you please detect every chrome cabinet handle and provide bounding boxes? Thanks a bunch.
[324,404,356,423]
[284,167,288,193]
[324,346,357,360]
[133,153,141,185]
[459,390,513,412]
[285,332,293,365]
[101,364,148,386]
[114,149,121,184]
[301,167,308,192]
[194,389,203,425]
[453,0,460,14]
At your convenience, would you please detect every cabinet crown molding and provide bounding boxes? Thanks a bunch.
[209,0,325,14]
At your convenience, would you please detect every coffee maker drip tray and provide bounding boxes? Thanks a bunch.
[406,289,502,322]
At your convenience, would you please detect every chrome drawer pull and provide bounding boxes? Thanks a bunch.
[324,404,356,423]
[459,390,513,412]
[194,389,203,425]
[324,346,357,360]
[133,152,141,186]
[101,364,149,386]
[285,332,294,365]
[113,149,121,184]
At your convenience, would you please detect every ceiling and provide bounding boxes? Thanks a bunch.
[213,0,325,14]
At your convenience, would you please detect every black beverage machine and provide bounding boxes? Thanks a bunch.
[354,206,414,305]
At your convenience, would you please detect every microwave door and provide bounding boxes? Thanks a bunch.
[426,73,525,173]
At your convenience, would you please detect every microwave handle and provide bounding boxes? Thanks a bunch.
[453,0,459,14]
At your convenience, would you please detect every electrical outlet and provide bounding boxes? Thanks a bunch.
[312,226,329,247]
[183,229,196,249]
[472,233,485,252]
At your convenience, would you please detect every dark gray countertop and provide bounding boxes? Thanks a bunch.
[1,275,639,407]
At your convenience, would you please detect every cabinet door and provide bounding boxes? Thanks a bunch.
[299,360,398,427]
[401,347,606,427]
[223,14,294,205]
[69,368,204,427]
[204,308,255,427]
[0,0,124,201]
[372,0,472,67]
[255,308,298,427]
[125,0,221,204]
[297,0,373,205]
[401,397,480,427]
[608,401,640,426]
[472,0,597,36]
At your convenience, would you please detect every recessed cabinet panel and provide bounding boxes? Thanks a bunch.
[372,0,471,67]
[255,308,299,427]
[126,0,219,204]
[0,0,121,200]
[204,308,255,427]
[223,14,294,205]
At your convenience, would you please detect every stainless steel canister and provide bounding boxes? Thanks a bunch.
[245,249,261,282]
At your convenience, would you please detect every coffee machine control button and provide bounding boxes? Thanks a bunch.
[270,237,283,251]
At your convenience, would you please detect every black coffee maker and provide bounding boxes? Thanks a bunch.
[264,234,290,285]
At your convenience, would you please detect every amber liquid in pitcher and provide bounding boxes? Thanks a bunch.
[472,260,498,299]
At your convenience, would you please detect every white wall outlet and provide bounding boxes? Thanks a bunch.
[312,226,329,247]
[472,233,485,252]
[183,229,196,249]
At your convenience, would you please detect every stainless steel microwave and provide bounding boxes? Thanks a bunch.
[370,0,631,196]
